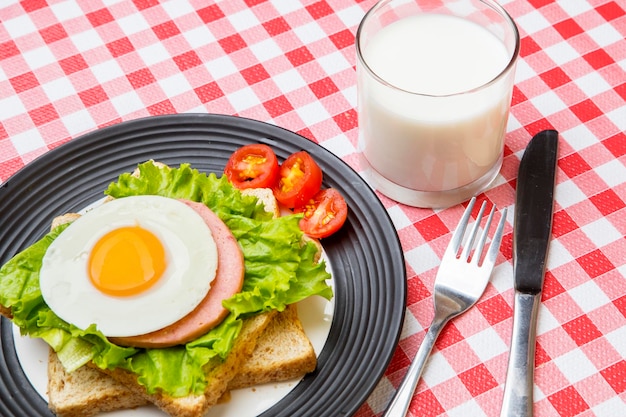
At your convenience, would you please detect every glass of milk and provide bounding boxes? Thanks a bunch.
[356,0,520,208]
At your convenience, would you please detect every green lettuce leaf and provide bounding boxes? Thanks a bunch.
[0,161,332,397]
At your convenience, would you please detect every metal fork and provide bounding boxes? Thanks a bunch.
[383,197,507,417]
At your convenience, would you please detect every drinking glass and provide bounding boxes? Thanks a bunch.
[356,0,520,208]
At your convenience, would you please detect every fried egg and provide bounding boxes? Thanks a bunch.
[39,195,218,337]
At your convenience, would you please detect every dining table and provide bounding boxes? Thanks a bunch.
[1,0,625,416]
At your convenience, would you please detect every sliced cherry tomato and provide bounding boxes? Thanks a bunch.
[224,144,279,189]
[273,151,323,208]
[295,188,347,239]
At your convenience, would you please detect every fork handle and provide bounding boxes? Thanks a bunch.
[500,292,541,417]
[383,316,449,417]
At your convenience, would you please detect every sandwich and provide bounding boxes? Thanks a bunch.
[0,157,336,417]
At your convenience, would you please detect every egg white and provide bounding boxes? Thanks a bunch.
[39,195,218,338]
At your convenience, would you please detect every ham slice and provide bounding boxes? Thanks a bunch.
[110,200,245,348]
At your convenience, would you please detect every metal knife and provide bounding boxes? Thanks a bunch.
[500,129,559,416]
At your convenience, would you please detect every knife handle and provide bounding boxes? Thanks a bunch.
[500,292,541,417]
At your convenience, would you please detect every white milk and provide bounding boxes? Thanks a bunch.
[358,13,514,199]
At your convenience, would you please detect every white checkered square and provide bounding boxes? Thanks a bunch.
[405,243,440,275]
[21,46,57,70]
[10,129,46,155]
[554,348,597,383]
[581,217,622,250]
[466,327,509,362]
[569,280,612,314]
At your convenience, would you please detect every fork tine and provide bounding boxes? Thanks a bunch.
[482,207,508,269]
[460,200,487,262]
[447,197,476,257]
[470,204,496,265]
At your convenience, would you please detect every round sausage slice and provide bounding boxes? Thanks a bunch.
[110,199,245,348]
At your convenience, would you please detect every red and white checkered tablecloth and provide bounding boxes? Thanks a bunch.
[1,0,625,416]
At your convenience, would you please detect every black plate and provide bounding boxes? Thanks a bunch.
[0,114,406,417]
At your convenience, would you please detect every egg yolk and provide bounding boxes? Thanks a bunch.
[88,226,166,297]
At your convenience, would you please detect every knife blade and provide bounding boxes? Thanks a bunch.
[500,129,558,417]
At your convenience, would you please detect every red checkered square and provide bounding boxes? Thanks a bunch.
[87,8,115,27]
[527,0,553,8]
[540,67,572,89]
[127,68,156,89]
[296,127,314,141]
[107,38,134,58]
[524,118,556,136]
[59,54,88,75]
[332,109,357,132]
[615,83,626,102]
[263,95,293,118]
[307,1,334,19]
[309,77,339,99]
[385,344,411,375]
[241,64,271,85]
[409,389,445,417]
[0,157,25,182]
[0,40,20,60]
[28,103,59,126]
[10,72,39,93]
[286,46,314,67]
[197,4,225,23]
[132,0,158,10]
[40,23,68,44]
[194,82,224,103]
[414,215,450,241]
[499,231,513,261]
[20,0,47,12]
[596,2,626,21]
[562,315,603,347]
[520,35,542,57]
[354,403,374,417]
[434,323,463,350]
[458,364,498,396]
[477,294,512,326]
[553,18,585,39]
[570,99,604,123]
[534,342,552,367]
[219,33,247,53]
[329,29,354,50]
[603,132,626,158]
[244,0,265,6]
[552,210,578,238]
[542,272,566,301]
[613,294,626,318]
[583,49,615,70]
[153,21,181,40]
[79,86,109,107]
[407,276,431,305]
[577,249,615,279]
[590,189,625,216]
[147,99,175,115]
[263,17,290,36]
[173,51,202,71]
[600,360,626,394]
[559,153,592,178]
[548,386,590,417]
[511,85,528,106]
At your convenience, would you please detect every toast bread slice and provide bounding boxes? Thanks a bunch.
[47,304,316,417]
[228,303,316,389]
[47,350,148,417]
